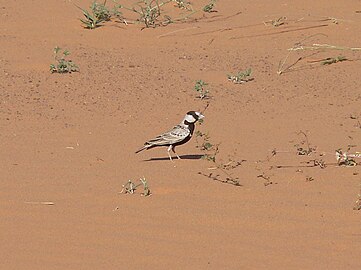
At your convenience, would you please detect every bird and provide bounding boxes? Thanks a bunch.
[135,111,205,161]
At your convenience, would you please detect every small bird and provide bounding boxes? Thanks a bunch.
[135,111,205,161]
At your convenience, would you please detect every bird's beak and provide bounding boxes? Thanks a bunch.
[199,113,205,119]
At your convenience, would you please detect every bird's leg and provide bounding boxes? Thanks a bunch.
[167,145,174,161]
[171,146,181,159]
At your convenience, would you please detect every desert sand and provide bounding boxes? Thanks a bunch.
[1,0,361,269]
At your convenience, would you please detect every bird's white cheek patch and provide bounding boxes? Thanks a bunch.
[185,115,196,123]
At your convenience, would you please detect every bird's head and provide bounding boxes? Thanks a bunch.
[183,111,205,124]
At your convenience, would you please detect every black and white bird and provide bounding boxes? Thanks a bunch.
[135,111,205,161]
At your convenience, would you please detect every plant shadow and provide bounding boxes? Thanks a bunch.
[143,154,204,162]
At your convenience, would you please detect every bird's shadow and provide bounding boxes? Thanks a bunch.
[143,154,204,162]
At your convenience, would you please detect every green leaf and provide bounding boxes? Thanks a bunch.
[203,142,213,150]
[54,46,61,54]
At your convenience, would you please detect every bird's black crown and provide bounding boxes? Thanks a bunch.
[186,111,200,120]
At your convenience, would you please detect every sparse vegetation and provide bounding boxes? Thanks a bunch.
[321,55,347,65]
[277,35,361,75]
[194,80,210,99]
[50,47,79,74]
[335,149,358,166]
[198,159,243,186]
[173,0,192,10]
[77,0,207,29]
[195,130,218,162]
[295,131,316,156]
[227,68,253,84]
[195,130,243,186]
[130,0,173,28]
[120,177,151,196]
[78,1,115,29]
[203,0,217,13]
[5,1,361,264]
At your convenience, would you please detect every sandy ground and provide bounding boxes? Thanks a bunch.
[1,0,361,269]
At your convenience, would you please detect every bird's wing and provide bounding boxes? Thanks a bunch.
[146,125,190,146]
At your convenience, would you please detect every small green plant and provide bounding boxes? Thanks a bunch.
[50,47,79,74]
[173,0,192,10]
[78,1,116,29]
[194,80,210,99]
[202,145,219,162]
[321,55,347,65]
[227,68,253,84]
[138,0,168,28]
[203,0,216,12]
[120,177,151,196]
[195,130,217,161]
[116,0,175,28]
[91,1,112,20]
